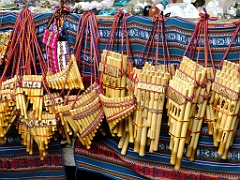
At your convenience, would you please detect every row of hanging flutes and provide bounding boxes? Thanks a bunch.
[211,60,240,159]
[46,55,84,90]
[133,62,170,156]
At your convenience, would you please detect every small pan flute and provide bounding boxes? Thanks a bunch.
[46,55,84,90]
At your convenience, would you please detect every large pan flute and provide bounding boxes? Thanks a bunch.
[166,56,210,170]
[211,60,240,159]
[99,50,136,154]
[132,62,170,156]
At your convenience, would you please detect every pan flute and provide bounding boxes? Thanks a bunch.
[0,30,12,64]
[46,54,84,90]
[132,62,170,156]
[0,77,17,140]
[18,111,57,160]
[166,56,210,169]
[176,56,210,162]
[167,76,194,170]
[99,50,135,147]
[59,84,104,148]
[0,89,16,139]
[211,60,240,159]
[22,75,43,120]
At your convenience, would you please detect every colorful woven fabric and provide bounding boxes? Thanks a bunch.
[75,122,240,180]
[64,14,240,86]
[0,129,66,180]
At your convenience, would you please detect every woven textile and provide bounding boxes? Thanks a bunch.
[0,129,66,180]
[75,123,240,180]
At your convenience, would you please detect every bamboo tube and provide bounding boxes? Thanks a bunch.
[133,72,143,139]
[118,130,127,149]
[139,74,152,156]
[148,77,161,141]
[170,82,189,165]
[218,84,240,156]
[121,134,129,155]
[189,90,208,161]
[145,75,156,127]
[216,80,234,142]
[105,56,113,97]
[186,88,205,157]
[128,116,134,143]
[134,73,147,152]
[153,77,167,151]
[174,83,194,170]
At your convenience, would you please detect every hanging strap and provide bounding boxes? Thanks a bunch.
[1,7,48,86]
[221,22,240,68]
[183,9,215,77]
[71,11,101,109]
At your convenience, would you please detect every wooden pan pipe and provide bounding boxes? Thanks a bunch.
[70,95,104,149]
[22,75,43,120]
[166,76,194,170]
[0,30,12,64]
[0,89,16,138]
[99,94,136,131]
[131,63,170,156]
[46,55,84,90]
[173,56,210,162]
[58,87,101,146]
[142,61,175,79]
[44,92,63,114]
[100,50,136,154]
[211,60,240,159]
[57,83,99,134]
[0,77,17,139]
[18,111,57,160]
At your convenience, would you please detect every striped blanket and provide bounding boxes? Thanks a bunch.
[0,129,66,180]
[75,123,240,180]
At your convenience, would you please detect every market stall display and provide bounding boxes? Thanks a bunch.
[0,0,239,179]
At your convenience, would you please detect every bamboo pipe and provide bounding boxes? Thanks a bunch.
[118,130,127,149]
[189,89,208,161]
[139,74,152,156]
[133,72,143,139]
[134,73,147,153]
[218,84,240,156]
[186,88,205,157]
[216,80,234,142]
[174,84,194,170]
[121,134,129,155]
[170,81,189,165]
[153,77,167,151]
